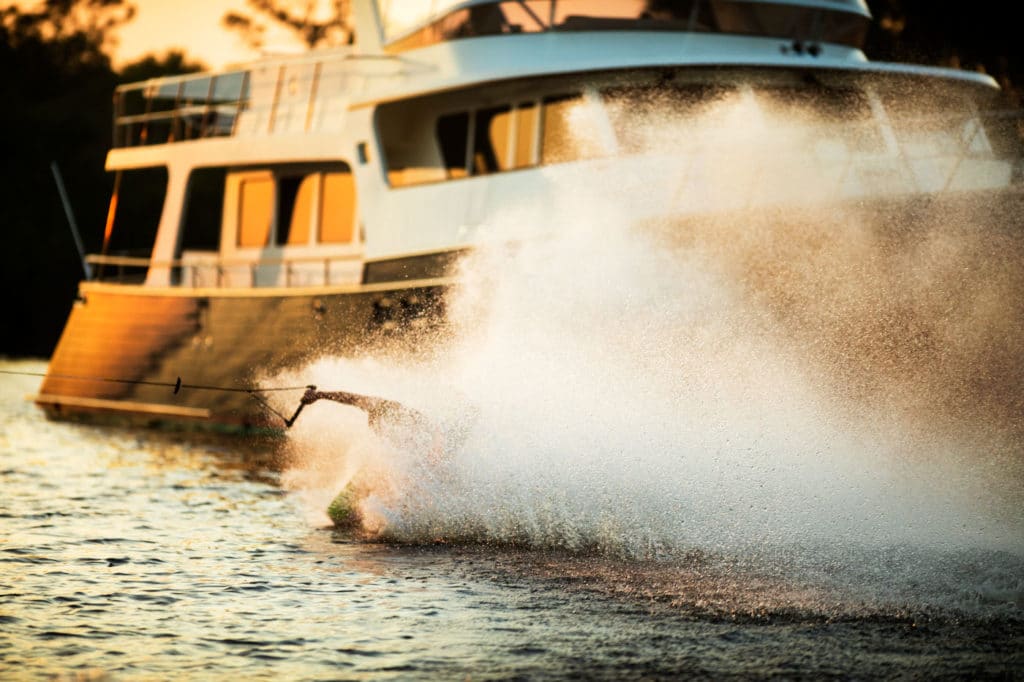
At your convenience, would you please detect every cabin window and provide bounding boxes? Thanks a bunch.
[320,169,357,244]
[104,167,168,257]
[181,168,225,251]
[380,103,448,187]
[237,177,274,247]
[381,91,608,187]
[472,102,539,173]
[277,174,317,246]
[513,102,539,169]
[437,112,470,178]
[710,1,868,47]
[473,105,512,174]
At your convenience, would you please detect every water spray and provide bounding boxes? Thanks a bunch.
[276,88,1024,574]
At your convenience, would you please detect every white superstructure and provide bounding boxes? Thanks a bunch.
[100,0,1017,288]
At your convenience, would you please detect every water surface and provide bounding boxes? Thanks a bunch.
[2,360,1022,680]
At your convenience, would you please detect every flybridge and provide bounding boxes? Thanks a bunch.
[111,0,876,149]
[112,52,370,148]
[113,70,250,147]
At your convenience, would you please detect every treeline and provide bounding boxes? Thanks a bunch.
[865,0,1021,102]
[0,0,1020,358]
[0,1,203,357]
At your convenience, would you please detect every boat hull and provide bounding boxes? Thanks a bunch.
[36,278,450,430]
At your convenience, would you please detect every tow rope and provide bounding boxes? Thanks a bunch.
[0,369,414,429]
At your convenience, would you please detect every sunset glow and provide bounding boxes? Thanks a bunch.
[15,0,312,70]
[116,0,260,69]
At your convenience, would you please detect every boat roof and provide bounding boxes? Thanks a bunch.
[343,30,998,108]
[376,0,872,46]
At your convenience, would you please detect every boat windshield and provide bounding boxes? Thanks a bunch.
[381,0,869,52]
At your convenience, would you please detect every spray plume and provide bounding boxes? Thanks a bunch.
[272,87,1024,615]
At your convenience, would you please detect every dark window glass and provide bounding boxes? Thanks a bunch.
[276,174,316,245]
[106,167,169,256]
[181,167,225,251]
[437,112,470,178]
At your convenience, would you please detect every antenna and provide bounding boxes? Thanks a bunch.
[50,161,92,281]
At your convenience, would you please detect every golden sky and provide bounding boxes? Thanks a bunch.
[114,0,286,70]
[13,0,326,69]
[11,0,276,69]
[17,0,629,70]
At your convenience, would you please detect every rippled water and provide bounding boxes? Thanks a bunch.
[2,359,1023,680]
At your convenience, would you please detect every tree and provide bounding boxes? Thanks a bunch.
[2,0,135,49]
[0,2,206,357]
[865,0,1021,102]
[0,0,131,357]
[118,49,206,84]
[222,0,352,50]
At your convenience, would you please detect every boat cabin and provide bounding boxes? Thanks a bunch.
[92,0,1020,290]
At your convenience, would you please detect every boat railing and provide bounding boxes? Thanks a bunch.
[113,70,252,148]
[84,253,363,288]
[112,50,368,147]
[843,107,1024,192]
[884,107,1024,191]
[974,108,1024,165]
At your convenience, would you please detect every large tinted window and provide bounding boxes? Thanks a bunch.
[181,168,225,251]
[381,92,606,187]
[277,174,317,246]
[437,112,470,178]
[105,167,168,255]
